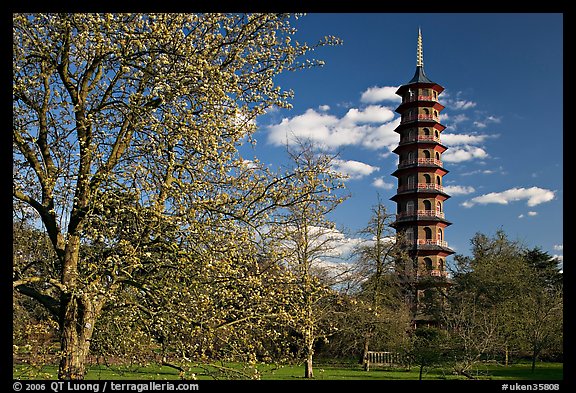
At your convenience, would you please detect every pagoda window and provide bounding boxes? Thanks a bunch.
[439,259,444,271]
[434,129,439,139]
[423,200,432,210]
[424,150,431,159]
[407,128,415,141]
[406,200,415,214]
[436,201,442,212]
[436,175,441,185]
[435,151,440,161]
[424,227,433,240]
[438,228,443,241]
[424,257,433,271]
[405,227,414,242]
[423,127,430,136]
[423,174,431,184]
[423,108,430,115]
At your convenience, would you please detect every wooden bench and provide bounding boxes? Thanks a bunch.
[363,351,407,371]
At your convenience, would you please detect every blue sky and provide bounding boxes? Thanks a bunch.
[241,13,563,266]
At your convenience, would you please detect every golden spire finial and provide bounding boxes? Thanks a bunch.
[417,27,423,68]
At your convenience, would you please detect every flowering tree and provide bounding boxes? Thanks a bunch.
[267,143,349,378]
[13,13,340,379]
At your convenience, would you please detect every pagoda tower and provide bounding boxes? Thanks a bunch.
[391,29,454,326]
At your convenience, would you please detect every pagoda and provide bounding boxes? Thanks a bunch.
[390,29,454,326]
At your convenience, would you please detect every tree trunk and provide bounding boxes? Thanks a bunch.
[361,335,370,370]
[419,363,424,380]
[58,294,99,379]
[304,352,314,379]
[531,345,538,373]
[304,332,314,379]
[57,234,102,380]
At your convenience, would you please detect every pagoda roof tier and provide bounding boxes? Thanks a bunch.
[390,188,451,202]
[391,165,449,178]
[395,99,445,115]
[391,216,453,228]
[393,141,448,154]
[394,121,446,133]
[395,72,445,97]
[398,242,456,256]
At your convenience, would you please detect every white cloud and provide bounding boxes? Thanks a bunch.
[442,146,488,163]
[473,115,501,129]
[239,158,260,170]
[266,107,400,152]
[342,105,395,124]
[282,225,363,279]
[462,187,555,208]
[460,166,505,176]
[439,132,498,163]
[319,104,331,111]
[443,185,475,196]
[447,113,469,125]
[331,159,379,180]
[528,211,538,216]
[266,108,347,149]
[441,133,490,146]
[553,244,563,251]
[554,254,563,264]
[372,177,395,190]
[452,100,477,110]
[359,117,402,151]
[441,91,479,111]
[360,86,401,103]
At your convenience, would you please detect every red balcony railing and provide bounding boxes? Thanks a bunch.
[402,95,436,104]
[418,270,448,278]
[418,135,441,142]
[396,210,445,220]
[398,158,443,168]
[416,239,449,248]
[399,135,441,145]
[397,183,444,193]
[401,114,438,124]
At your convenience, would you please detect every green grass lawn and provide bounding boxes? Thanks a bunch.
[13,361,563,380]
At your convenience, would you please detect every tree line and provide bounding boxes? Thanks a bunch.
[13,206,563,380]
[13,13,562,380]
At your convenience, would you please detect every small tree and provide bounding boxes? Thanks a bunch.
[351,197,411,363]
[270,142,348,378]
[517,248,563,371]
[407,326,450,380]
